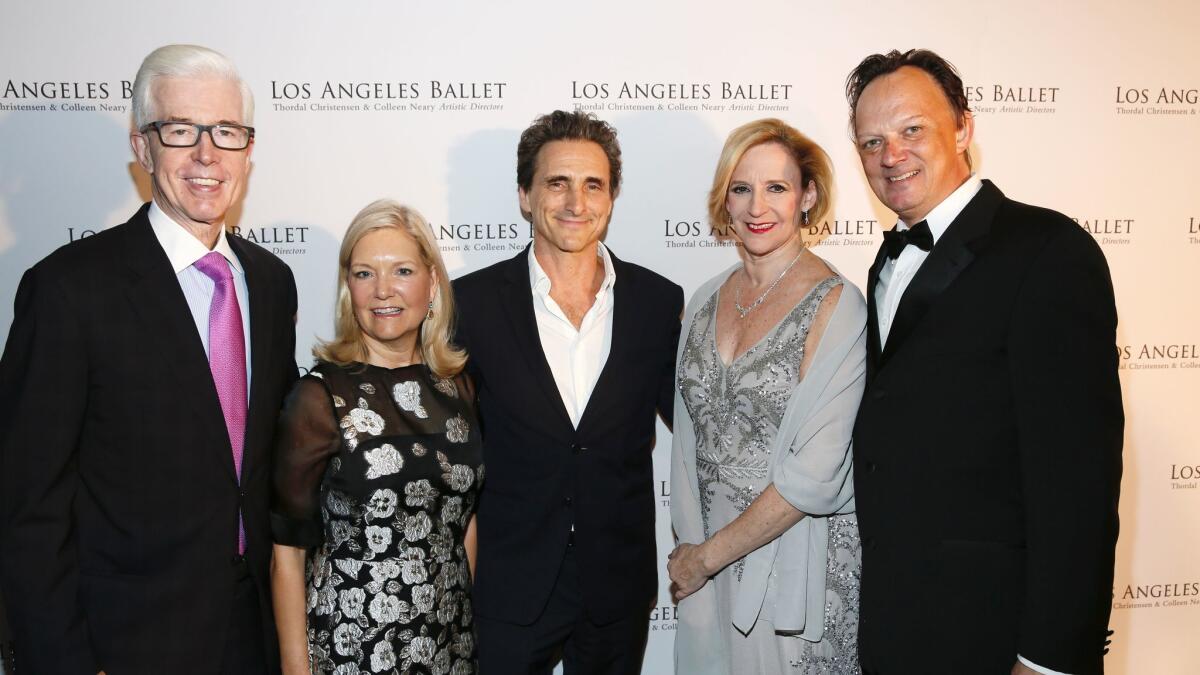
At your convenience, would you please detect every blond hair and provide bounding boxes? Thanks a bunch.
[707,118,834,230]
[315,199,466,378]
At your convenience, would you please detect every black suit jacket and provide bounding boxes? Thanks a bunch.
[853,181,1123,674]
[0,204,298,674]
[453,246,682,625]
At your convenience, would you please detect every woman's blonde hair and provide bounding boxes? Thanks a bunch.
[707,118,834,231]
[315,199,466,378]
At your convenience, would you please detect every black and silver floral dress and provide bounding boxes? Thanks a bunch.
[273,361,483,675]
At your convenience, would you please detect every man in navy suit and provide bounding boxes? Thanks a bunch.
[454,110,682,674]
[847,49,1122,675]
[0,44,297,674]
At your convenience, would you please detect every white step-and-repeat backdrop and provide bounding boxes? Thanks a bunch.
[2,1,1197,672]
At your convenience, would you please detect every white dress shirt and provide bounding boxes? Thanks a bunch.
[528,242,616,428]
[874,173,981,350]
[874,178,1071,675]
[148,201,252,399]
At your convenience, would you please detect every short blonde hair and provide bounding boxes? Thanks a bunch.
[315,199,466,378]
[707,118,834,231]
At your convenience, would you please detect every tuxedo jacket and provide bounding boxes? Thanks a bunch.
[0,204,298,674]
[853,181,1123,674]
[453,246,682,625]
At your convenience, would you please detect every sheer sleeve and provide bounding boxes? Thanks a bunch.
[453,371,476,407]
[271,375,340,548]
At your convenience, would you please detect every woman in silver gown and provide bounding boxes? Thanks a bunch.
[668,119,867,675]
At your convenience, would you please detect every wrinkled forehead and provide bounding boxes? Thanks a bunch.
[533,139,610,179]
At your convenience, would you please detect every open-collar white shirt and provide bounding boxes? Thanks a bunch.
[528,242,616,429]
[148,200,252,398]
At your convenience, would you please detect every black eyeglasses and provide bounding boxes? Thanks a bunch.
[140,121,255,150]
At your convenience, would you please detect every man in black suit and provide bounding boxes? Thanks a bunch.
[847,50,1122,675]
[0,44,297,674]
[454,110,682,674]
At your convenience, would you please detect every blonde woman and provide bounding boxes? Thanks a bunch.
[271,200,481,674]
[668,120,867,674]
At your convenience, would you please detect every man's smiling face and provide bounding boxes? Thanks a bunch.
[853,66,973,224]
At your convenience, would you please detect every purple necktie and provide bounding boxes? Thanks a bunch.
[194,251,248,554]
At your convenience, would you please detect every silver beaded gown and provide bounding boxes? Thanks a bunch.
[677,276,862,674]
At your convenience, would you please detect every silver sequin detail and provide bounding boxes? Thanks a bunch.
[680,277,841,536]
[788,515,861,673]
[678,276,860,672]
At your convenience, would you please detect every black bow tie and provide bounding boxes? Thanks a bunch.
[883,221,933,259]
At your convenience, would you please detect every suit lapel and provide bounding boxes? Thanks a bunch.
[576,251,630,433]
[880,181,1004,365]
[865,242,889,379]
[501,248,575,432]
[120,208,236,480]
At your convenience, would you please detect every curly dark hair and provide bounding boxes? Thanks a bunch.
[516,110,622,197]
[845,49,971,129]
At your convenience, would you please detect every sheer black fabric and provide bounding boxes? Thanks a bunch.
[272,361,483,674]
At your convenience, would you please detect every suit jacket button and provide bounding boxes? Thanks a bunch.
[563,496,573,506]
[865,461,877,473]
[571,443,582,454]
[870,389,886,400]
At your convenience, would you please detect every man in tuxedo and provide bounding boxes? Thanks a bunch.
[847,49,1122,675]
[454,110,682,674]
[0,44,297,674]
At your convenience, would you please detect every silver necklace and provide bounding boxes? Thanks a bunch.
[734,252,803,319]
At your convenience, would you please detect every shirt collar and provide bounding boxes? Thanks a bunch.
[148,200,243,276]
[528,241,617,298]
[897,173,983,244]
